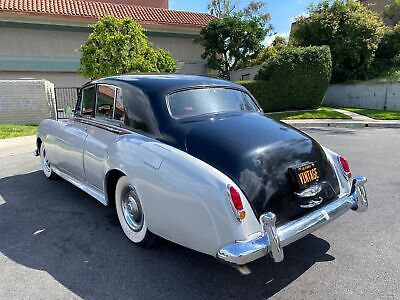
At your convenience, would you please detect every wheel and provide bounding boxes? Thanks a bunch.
[115,176,157,247]
[40,143,58,180]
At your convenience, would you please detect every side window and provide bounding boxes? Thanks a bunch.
[96,85,116,119]
[80,86,95,117]
[74,89,81,115]
[114,88,125,122]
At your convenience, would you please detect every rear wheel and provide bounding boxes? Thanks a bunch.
[115,176,157,247]
[40,143,58,180]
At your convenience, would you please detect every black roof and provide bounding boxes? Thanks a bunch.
[95,74,244,94]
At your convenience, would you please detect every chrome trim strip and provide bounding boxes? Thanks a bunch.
[74,117,130,135]
[217,176,368,265]
[52,166,107,206]
[295,184,322,198]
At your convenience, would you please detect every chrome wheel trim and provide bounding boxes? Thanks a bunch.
[41,146,52,177]
[121,186,144,232]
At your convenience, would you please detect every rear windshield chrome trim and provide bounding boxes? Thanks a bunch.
[165,86,262,120]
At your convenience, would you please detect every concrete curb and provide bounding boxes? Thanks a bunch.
[282,120,400,128]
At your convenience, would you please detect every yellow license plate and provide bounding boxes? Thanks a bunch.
[294,162,320,188]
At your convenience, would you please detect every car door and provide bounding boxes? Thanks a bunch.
[55,85,93,180]
[83,84,123,191]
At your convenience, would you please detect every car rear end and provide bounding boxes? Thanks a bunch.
[217,147,368,265]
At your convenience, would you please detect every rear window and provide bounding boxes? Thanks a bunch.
[167,88,259,119]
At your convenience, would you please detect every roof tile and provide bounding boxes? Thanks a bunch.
[0,0,214,27]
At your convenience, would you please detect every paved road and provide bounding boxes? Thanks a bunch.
[0,128,399,300]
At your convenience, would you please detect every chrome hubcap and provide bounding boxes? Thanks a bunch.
[42,149,51,174]
[122,187,143,232]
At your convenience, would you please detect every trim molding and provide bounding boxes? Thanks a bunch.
[0,56,80,72]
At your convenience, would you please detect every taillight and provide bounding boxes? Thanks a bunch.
[228,185,246,221]
[339,155,352,180]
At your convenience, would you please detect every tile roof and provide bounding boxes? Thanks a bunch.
[0,0,214,28]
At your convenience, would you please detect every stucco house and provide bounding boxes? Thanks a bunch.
[360,0,399,25]
[0,0,213,87]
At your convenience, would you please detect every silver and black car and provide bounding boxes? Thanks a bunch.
[35,74,368,267]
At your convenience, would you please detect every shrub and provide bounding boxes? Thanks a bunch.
[291,0,385,83]
[239,46,332,112]
[376,24,400,60]
[80,16,176,79]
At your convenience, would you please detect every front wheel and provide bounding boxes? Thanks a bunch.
[115,176,158,247]
[40,143,58,180]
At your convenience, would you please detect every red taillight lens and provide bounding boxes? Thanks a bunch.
[339,155,352,179]
[229,186,243,210]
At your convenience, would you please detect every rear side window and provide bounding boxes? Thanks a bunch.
[80,86,95,117]
[96,85,116,119]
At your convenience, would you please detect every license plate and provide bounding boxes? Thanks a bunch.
[293,162,320,189]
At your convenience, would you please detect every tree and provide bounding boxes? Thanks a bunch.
[196,16,270,79]
[198,1,272,79]
[249,35,288,66]
[208,0,237,18]
[80,16,176,79]
[292,0,385,82]
[208,0,272,30]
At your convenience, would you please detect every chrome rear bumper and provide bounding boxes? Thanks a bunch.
[217,176,368,265]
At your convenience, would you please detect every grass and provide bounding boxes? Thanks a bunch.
[341,107,400,120]
[0,124,38,139]
[266,107,351,121]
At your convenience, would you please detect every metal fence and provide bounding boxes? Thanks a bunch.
[54,87,79,119]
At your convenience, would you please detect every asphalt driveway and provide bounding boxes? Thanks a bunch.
[0,128,399,299]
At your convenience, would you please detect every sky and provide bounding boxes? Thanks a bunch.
[169,0,315,44]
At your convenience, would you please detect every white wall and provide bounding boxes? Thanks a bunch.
[0,79,56,124]
[324,82,400,111]
[230,66,261,82]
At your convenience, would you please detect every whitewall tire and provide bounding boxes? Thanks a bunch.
[115,176,157,247]
[40,143,57,180]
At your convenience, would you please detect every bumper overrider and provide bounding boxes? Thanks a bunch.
[217,176,368,265]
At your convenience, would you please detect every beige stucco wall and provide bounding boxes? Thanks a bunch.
[0,27,205,61]
[0,27,87,58]
[0,79,56,124]
[150,36,203,62]
[0,25,207,86]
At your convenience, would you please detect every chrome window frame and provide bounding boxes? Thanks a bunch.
[94,83,123,122]
[78,84,96,118]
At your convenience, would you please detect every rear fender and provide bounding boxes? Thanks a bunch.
[105,135,261,256]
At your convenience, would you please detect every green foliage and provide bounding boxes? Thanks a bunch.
[208,0,237,18]
[208,0,272,31]
[376,24,400,59]
[80,16,176,79]
[239,46,332,112]
[249,35,288,66]
[196,15,270,79]
[291,0,385,83]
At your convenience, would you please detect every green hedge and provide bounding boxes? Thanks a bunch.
[239,46,332,112]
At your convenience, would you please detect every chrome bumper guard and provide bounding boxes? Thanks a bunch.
[217,176,368,265]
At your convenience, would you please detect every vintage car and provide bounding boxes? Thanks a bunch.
[35,74,368,268]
